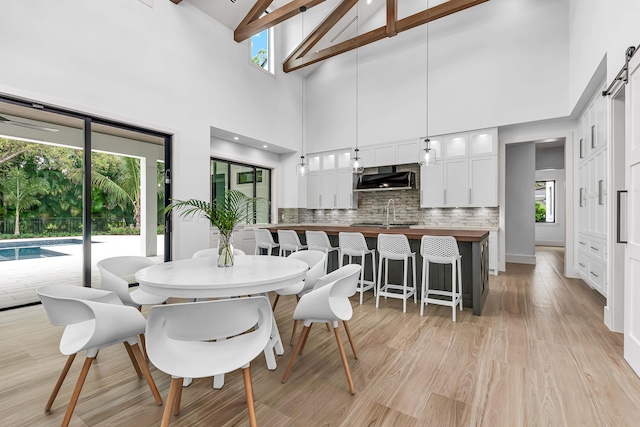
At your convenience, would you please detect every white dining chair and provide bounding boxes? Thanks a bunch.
[192,247,246,258]
[37,284,162,427]
[281,264,362,394]
[271,250,326,345]
[146,296,272,427]
[97,256,167,308]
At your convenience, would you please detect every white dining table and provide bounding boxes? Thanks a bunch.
[135,255,308,388]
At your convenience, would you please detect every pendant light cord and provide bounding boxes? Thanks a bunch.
[355,2,359,154]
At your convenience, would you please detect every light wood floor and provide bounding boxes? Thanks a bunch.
[2,247,640,426]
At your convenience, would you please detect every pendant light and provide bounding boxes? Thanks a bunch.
[349,6,363,174]
[421,10,435,167]
[296,7,308,177]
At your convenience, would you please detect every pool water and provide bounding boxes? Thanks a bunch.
[0,246,67,261]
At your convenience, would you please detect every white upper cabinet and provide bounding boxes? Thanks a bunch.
[469,128,498,157]
[420,127,498,208]
[420,161,444,208]
[443,133,468,159]
[306,148,356,209]
[470,156,498,206]
[396,140,421,164]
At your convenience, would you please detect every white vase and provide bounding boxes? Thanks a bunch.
[217,232,234,267]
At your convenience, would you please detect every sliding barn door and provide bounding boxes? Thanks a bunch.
[625,51,640,376]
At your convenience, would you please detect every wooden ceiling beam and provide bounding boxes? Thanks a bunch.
[285,27,388,72]
[284,0,359,64]
[386,0,397,37]
[395,0,489,33]
[236,0,274,32]
[234,0,327,42]
[170,0,182,4]
[284,0,489,73]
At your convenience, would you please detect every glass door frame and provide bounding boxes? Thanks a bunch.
[0,94,173,287]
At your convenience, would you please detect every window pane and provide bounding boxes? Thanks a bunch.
[535,180,555,223]
[251,29,269,71]
[211,160,228,202]
[255,167,270,223]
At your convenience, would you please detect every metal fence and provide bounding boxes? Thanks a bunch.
[0,217,126,235]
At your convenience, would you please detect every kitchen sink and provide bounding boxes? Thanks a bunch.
[350,222,418,228]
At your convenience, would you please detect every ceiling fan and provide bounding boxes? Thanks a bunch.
[0,114,59,132]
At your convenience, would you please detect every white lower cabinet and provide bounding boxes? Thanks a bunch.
[577,233,607,297]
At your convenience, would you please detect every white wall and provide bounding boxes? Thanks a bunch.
[0,0,304,258]
[569,0,640,110]
[505,142,536,264]
[535,169,566,246]
[536,145,565,170]
[305,0,570,154]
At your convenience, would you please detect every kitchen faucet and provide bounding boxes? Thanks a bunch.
[385,199,396,229]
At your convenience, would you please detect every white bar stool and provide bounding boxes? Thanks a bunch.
[420,235,463,321]
[254,229,279,256]
[277,230,307,256]
[305,230,340,273]
[338,232,376,304]
[376,233,416,313]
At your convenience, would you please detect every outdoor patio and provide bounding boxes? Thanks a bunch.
[0,235,164,310]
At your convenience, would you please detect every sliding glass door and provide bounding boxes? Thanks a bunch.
[0,97,172,310]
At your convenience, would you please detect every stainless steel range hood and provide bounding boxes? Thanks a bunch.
[354,166,416,192]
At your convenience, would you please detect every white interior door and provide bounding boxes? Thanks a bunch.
[624,52,640,376]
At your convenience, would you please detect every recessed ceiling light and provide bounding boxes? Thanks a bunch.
[233,136,239,140]
[263,145,268,148]
[367,0,371,4]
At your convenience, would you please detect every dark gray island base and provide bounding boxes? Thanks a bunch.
[266,225,490,316]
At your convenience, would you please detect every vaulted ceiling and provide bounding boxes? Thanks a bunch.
[172,0,489,73]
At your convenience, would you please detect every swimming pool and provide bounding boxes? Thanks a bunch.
[0,238,82,261]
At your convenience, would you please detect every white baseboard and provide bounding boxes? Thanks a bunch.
[535,240,565,247]
[505,254,537,265]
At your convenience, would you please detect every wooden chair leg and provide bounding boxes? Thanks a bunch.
[282,325,309,383]
[124,342,143,378]
[139,334,149,361]
[342,321,358,359]
[62,357,94,427]
[172,378,183,416]
[299,323,313,355]
[242,367,257,427]
[272,294,280,311]
[290,319,299,346]
[325,323,331,332]
[333,327,355,395]
[130,343,163,405]
[45,354,76,412]
[161,377,181,427]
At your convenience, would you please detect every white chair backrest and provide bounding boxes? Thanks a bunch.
[377,234,411,259]
[313,264,361,295]
[192,247,246,258]
[37,285,120,326]
[97,256,155,305]
[305,231,332,251]
[288,250,327,293]
[420,235,460,263]
[254,228,276,247]
[278,230,303,250]
[339,232,369,255]
[146,296,272,378]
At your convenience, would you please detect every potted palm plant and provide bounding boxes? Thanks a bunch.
[166,190,267,267]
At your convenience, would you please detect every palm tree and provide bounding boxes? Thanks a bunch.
[90,157,164,228]
[0,167,50,235]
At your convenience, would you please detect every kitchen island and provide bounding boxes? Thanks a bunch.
[265,225,490,316]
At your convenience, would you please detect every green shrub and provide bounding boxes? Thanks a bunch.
[535,202,546,222]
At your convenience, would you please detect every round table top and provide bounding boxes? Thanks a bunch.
[135,255,308,298]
